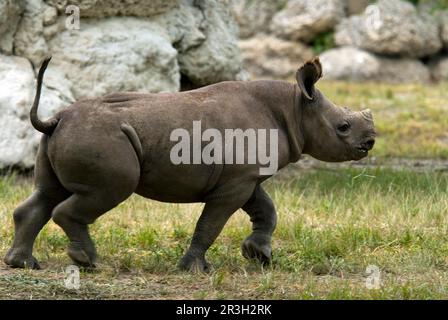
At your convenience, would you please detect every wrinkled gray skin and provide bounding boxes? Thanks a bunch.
[4,58,375,271]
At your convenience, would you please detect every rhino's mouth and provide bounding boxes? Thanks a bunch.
[357,147,368,154]
[352,146,369,160]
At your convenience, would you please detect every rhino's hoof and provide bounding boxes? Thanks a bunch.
[242,236,272,265]
[67,244,96,268]
[4,249,41,269]
[178,253,211,273]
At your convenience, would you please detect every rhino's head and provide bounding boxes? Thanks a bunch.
[297,58,376,162]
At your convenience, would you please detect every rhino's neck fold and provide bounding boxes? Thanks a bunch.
[285,85,305,163]
[260,81,304,165]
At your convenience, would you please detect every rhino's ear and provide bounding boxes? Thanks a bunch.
[296,57,322,101]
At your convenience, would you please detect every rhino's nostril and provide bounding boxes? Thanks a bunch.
[363,139,375,150]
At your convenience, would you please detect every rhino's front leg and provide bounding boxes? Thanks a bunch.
[178,183,255,272]
[241,185,277,265]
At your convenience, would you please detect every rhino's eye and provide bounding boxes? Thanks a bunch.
[337,123,350,133]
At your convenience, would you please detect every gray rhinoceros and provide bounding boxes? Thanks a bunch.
[4,57,375,271]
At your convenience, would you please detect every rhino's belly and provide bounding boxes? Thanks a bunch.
[134,162,216,203]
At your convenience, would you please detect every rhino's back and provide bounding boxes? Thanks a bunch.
[47,80,292,202]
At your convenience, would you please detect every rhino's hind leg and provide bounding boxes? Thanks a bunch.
[179,183,256,272]
[52,194,100,267]
[4,190,67,269]
[52,188,135,268]
[4,136,69,269]
[241,185,277,265]
[49,128,141,268]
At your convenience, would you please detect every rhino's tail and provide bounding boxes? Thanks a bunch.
[30,56,60,135]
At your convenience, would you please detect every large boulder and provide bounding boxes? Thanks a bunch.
[335,0,442,58]
[429,56,448,81]
[44,0,179,17]
[36,67,75,122]
[14,0,58,66]
[320,47,431,83]
[438,11,448,50]
[231,0,286,38]
[346,0,369,15]
[14,0,244,91]
[239,35,314,79]
[0,55,36,169]
[270,0,345,43]
[0,55,73,169]
[47,17,180,99]
[1,0,244,169]
[177,0,245,86]
[0,0,24,54]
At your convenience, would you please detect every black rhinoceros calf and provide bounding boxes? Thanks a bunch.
[4,57,375,271]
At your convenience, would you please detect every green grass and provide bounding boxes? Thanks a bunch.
[319,81,448,159]
[0,81,447,299]
[1,167,447,299]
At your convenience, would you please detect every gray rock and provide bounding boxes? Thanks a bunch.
[177,0,244,86]
[159,3,206,53]
[335,0,442,58]
[0,54,73,169]
[38,67,75,121]
[239,35,314,79]
[44,0,179,18]
[320,47,380,81]
[2,0,244,168]
[13,0,58,66]
[438,10,448,49]
[47,17,180,99]
[346,0,369,15]
[14,0,244,90]
[42,5,58,26]
[231,0,286,38]
[0,55,35,169]
[320,47,431,83]
[429,56,448,81]
[0,0,25,54]
[270,0,345,43]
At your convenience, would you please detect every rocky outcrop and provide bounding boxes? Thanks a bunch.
[0,0,24,54]
[0,55,73,169]
[0,55,36,169]
[0,0,244,169]
[335,0,442,58]
[438,11,448,49]
[176,0,245,86]
[47,17,180,99]
[429,56,448,81]
[346,0,369,16]
[320,47,431,83]
[270,0,345,43]
[231,0,285,38]
[44,0,179,17]
[239,35,314,79]
[232,0,448,83]
[14,0,56,66]
[14,0,244,90]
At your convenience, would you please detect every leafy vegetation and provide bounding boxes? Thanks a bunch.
[311,32,336,55]
[400,0,448,11]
